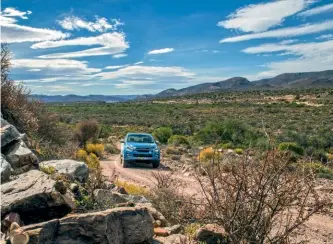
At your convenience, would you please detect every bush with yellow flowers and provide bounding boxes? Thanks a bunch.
[76,149,88,161]
[86,143,105,157]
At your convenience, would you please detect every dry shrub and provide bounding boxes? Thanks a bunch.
[149,171,202,224]
[75,120,100,146]
[196,149,328,243]
[1,43,39,132]
[115,180,148,196]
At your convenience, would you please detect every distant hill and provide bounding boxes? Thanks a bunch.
[156,70,333,97]
[30,94,137,103]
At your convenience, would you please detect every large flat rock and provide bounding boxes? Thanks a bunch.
[1,170,74,224]
[40,159,89,182]
[0,118,22,148]
[22,207,154,244]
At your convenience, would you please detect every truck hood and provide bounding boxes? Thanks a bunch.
[126,142,157,149]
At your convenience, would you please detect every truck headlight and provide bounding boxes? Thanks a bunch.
[126,145,135,151]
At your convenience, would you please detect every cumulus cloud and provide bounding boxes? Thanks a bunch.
[95,65,195,80]
[298,3,333,17]
[32,33,129,59]
[57,15,123,32]
[220,20,333,43]
[242,40,333,78]
[148,48,174,55]
[218,0,313,33]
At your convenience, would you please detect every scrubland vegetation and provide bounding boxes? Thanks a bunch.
[2,43,333,243]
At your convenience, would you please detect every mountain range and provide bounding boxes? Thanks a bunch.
[155,70,333,97]
[31,70,333,103]
[30,94,137,103]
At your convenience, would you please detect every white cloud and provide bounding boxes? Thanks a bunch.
[49,85,73,92]
[148,48,174,55]
[12,59,100,75]
[316,34,333,40]
[105,65,128,69]
[27,69,41,72]
[113,53,127,58]
[134,61,144,65]
[1,24,69,43]
[57,15,123,32]
[1,7,69,43]
[1,7,32,19]
[115,80,155,89]
[220,20,333,43]
[95,65,195,80]
[242,40,333,78]
[298,3,333,17]
[218,0,313,33]
[32,33,129,59]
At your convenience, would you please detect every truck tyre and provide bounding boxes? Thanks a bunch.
[122,158,130,168]
[152,160,160,169]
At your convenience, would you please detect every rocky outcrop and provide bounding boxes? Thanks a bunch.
[21,207,154,244]
[0,154,12,183]
[1,170,75,224]
[40,159,89,182]
[0,118,22,148]
[4,140,38,173]
[1,118,38,179]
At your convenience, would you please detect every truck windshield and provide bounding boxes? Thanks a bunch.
[127,134,154,143]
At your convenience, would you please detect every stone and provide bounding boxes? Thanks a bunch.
[1,212,23,233]
[0,118,22,148]
[113,186,128,194]
[1,170,74,225]
[40,159,89,182]
[195,224,228,244]
[153,220,162,228]
[69,183,79,192]
[154,227,169,237]
[4,140,38,173]
[122,194,150,204]
[93,189,128,206]
[21,207,154,244]
[165,224,183,235]
[137,203,168,227]
[158,234,188,244]
[0,154,12,183]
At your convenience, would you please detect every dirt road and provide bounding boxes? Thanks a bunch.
[101,154,201,196]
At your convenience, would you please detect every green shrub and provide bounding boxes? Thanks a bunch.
[168,135,189,146]
[234,148,244,154]
[303,162,333,179]
[39,165,56,175]
[75,120,100,146]
[218,142,233,149]
[104,143,119,154]
[278,142,304,155]
[152,127,172,144]
[196,119,260,147]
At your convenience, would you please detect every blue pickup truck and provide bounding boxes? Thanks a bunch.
[120,133,160,168]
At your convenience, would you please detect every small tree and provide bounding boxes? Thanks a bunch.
[75,120,100,146]
[152,126,172,144]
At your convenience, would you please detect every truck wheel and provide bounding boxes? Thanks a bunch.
[122,159,130,168]
[152,160,160,169]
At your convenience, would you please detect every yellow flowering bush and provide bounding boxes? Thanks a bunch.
[86,153,100,169]
[76,149,88,161]
[86,143,105,157]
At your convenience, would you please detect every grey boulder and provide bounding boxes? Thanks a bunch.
[1,170,75,224]
[21,207,154,244]
[1,154,12,183]
[0,118,22,148]
[40,159,89,182]
[4,140,38,173]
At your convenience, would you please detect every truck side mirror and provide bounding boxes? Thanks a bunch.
[120,139,125,143]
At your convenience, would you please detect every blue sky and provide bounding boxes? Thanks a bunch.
[2,0,333,95]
